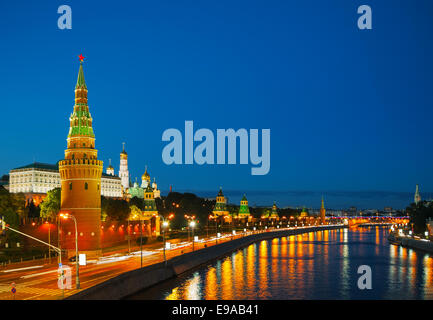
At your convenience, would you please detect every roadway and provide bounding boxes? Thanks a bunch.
[0,227,297,300]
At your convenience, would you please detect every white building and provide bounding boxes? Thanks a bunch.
[119,143,130,191]
[9,162,122,197]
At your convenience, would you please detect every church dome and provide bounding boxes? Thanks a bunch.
[142,167,150,181]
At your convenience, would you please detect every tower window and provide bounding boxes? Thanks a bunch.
[85,182,88,190]
[69,182,72,190]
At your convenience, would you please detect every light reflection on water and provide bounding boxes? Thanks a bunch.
[130,228,433,300]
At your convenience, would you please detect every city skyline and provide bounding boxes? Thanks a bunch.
[1,1,433,195]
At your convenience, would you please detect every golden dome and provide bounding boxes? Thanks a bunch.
[141,167,150,181]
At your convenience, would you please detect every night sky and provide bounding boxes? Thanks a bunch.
[1,1,432,201]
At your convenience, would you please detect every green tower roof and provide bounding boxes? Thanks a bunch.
[76,62,87,89]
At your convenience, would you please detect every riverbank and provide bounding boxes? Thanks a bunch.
[388,233,433,253]
[66,225,345,300]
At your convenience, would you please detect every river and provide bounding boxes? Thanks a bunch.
[129,227,433,300]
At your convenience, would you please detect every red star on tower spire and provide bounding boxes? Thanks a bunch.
[78,54,85,62]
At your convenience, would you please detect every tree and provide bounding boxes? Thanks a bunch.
[407,201,433,234]
[0,186,26,220]
[40,188,61,220]
[2,208,20,243]
[128,205,143,220]
[104,198,130,221]
[129,196,144,210]
[10,193,25,219]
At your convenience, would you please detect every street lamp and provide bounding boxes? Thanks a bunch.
[190,221,196,251]
[162,220,169,266]
[45,221,51,263]
[59,213,80,289]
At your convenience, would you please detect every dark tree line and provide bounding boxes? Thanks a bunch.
[407,201,433,234]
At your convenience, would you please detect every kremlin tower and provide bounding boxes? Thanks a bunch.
[143,182,160,236]
[119,143,130,191]
[59,57,103,257]
[213,187,229,217]
[270,201,279,220]
[320,196,326,224]
[238,194,250,220]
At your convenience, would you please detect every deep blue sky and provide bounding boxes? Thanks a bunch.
[1,0,433,200]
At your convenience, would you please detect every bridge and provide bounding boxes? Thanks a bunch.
[327,216,409,228]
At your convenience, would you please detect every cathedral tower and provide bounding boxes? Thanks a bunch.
[59,57,103,256]
[119,142,130,191]
[106,158,114,176]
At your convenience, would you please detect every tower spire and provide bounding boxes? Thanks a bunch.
[76,57,87,89]
[415,184,421,205]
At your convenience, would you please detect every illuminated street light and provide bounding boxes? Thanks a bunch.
[162,219,169,266]
[59,213,80,289]
[190,221,196,251]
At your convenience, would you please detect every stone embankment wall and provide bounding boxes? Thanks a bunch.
[67,225,345,300]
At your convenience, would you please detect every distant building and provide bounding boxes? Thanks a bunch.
[9,162,122,200]
[348,206,357,216]
[237,194,250,219]
[126,167,161,200]
[270,201,279,220]
[320,196,326,223]
[414,184,421,205]
[213,187,229,217]
[300,207,308,217]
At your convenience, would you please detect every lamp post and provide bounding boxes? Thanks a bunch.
[213,215,218,244]
[190,221,196,251]
[45,221,51,263]
[162,220,169,266]
[59,213,80,289]
[140,218,143,268]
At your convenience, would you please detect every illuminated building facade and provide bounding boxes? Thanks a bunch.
[9,162,122,200]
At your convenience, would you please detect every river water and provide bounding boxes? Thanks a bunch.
[129,227,433,300]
